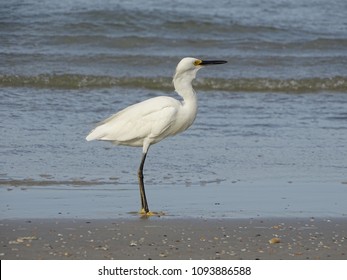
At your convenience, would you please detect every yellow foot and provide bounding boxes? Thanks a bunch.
[138,209,165,217]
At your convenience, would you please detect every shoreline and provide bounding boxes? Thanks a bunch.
[1,217,346,260]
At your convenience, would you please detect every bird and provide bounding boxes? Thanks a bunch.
[86,57,227,215]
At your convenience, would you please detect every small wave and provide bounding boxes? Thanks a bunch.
[1,74,347,93]
[0,178,117,187]
[0,74,172,90]
[198,77,347,93]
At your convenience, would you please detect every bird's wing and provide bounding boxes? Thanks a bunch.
[86,96,180,145]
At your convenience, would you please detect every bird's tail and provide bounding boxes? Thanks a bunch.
[86,126,107,141]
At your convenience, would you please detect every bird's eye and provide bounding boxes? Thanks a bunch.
[194,59,202,66]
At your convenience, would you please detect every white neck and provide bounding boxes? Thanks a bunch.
[173,69,198,103]
[172,69,199,130]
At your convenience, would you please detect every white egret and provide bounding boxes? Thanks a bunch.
[86,57,227,215]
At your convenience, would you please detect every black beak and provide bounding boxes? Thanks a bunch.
[200,60,228,65]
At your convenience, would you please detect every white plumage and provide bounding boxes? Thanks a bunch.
[86,96,189,151]
[86,57,227,215]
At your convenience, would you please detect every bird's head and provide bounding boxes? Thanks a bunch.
[174,57,227,83]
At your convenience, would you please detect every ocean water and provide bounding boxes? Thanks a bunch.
[1,0,347,219]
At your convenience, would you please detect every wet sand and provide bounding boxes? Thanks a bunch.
[1,217,346,260]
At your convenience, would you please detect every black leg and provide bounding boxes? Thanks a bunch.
[138,152,149,213]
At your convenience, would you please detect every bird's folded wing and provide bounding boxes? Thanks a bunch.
[86,96,180,145]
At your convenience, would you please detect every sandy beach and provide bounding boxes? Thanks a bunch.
[1,217,346,260]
